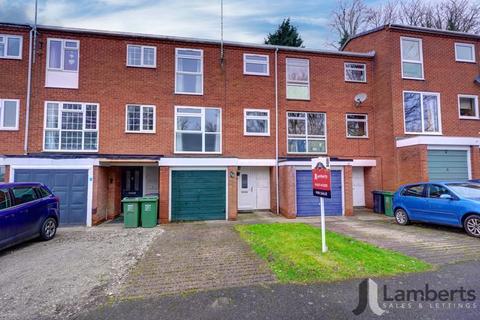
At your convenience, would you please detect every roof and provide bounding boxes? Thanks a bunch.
[0,22,375,59]
[341,24,480,50]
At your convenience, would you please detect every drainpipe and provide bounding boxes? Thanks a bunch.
[274,47,279,214]
[24,27,34,155]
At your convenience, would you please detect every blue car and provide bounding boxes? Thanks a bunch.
[0,182,60,251]
[393,182,480,237]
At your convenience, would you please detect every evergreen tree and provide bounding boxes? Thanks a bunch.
[265,18,304,47]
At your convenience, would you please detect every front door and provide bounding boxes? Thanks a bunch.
[122,167,143,198]
[352,167,365,206]
[238,169,256,211]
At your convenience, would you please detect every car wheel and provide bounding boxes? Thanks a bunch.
[394,208,410,225]
[40,217,57,241]
[464,215,480,238]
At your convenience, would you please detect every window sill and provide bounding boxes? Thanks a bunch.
[459,116,480,120]
[244,133,270,137]
[174,91,204,96]
[125,131,156,134]
[287,152,328,155]
[404,132,443,136]
[42,149,99,153]
[346,136,369,139]
[402,77,425,81]
[126,64,157,69]
[345,80,367,84]
[243,72,270,77]
[0,128,19,131]
[286,98,311,101]
[455,59,476,64]
[174,151,222,155]
[0,56,22,60]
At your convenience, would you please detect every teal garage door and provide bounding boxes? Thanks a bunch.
[428,150,469,181]
[171,170,226,221]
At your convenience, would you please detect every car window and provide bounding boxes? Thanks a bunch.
[428,184,454,198]
[35,186,51,198]
[447,183,480,200]
[0,188,12,210]
[12,187,38,205]
[402,185,425,197]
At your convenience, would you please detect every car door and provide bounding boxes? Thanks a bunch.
[11,186,43,238]
[425,184,461,226]
[0,187,16,246]
[401,184,428,220]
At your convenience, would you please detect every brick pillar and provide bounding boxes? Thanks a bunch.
[227,166,238,221]
[344,166,353,216]
[471,146,480,179]
[91,166,100,225]
[279,166,296,218]
[4,165,10,182]
[269,166,278,214]
[159,166,169,224]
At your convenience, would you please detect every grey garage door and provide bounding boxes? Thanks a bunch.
[428,150,469,181]
[14,169,88,226]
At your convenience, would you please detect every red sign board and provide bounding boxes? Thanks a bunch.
[312,167,331,198]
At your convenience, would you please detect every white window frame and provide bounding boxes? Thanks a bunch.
[125,104,156,133]
[286,111,327,154]
[455,43,476,63]
[0,99,20,130]
[175,48,204,95]
[43,101,99,152]
[458,94,479,119]
[345,113,368,138]
[0,34,22,59]
[126,44,157,68]
[286,58,310,100]
[344,63,366,83]
[46,38,80,72]
[243,53,270,76]
[243,108,270,136]
[403,91,442,135]
[174,106,222,154]
[400,37,424,80]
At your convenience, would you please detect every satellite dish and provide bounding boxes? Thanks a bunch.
[474,75,480,85]
[354,93,367,106]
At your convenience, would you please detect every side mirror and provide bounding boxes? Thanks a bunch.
[439,194,453,200]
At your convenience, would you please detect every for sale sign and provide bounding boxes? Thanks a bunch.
[312,157,331,198]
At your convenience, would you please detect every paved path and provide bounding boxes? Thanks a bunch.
[120,222,276,298]
[76,260,480,320]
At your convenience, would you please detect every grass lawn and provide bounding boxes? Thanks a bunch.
[235,223,432,283]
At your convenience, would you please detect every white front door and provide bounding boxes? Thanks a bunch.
[352,167,366,207]
[238,167,271,211]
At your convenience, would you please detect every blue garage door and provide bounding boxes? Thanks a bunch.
[428,150,469,181]
[296,170,343,216]
[14,169,88,226]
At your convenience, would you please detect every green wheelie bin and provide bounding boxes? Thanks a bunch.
[140,196,159,228]
[382,191,395,217]
[121,197,141,228]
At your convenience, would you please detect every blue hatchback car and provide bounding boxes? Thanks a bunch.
[0,182,60,251]
[393,182,480,237]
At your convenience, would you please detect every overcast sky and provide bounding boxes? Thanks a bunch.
[1,0,386,48]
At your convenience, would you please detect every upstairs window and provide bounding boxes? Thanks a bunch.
[401,37,423,79]
[346,114,368,138]
[287,112,326,153]
[403,91,441,134]
[243,54,269,76]
[244,109,270,136]
[44,102,98,152]
[458,95,479,119]
[175,106,221,153]
[455,43,475,63]
[344,63,366,82]
[0,34,22,59]
[48,39,79,72]
[0,99,19,130]
[126,105,156,133]
[127,45,156,68]
[175,49,203,95]
[286,58,309,100]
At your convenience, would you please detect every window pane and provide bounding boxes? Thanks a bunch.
[245,62,267,74]
[6,37,20,57]
[177,49,201,56]
[246,119,267,133]
[347,120,367,137]
[177,107,201,114]
[176,74,201,93]
[403,185,424,197]
[142,107,154,131]
[287,64,308,82]
[308,139,326,153]
[45,131,59,150]
[347,114,366,120]
[402,62,422,78]
[127,105,141,131]
[61,111,83,130]
[429,185,453,198]
[246,55,267,63]
[241,174,248,189]
[143,47,155,66]
[246,111,268,117]
[205,133,220,152]
[287,84,309,100]
[402,39,420,61]
[177,115,201,131]
[404,92,422,132]
[128,46,141,66]
[0,188,11,210]
[83,132,97,150]
[49,40,62,69]
[307,113,325,136]
[456,45,474,61]
[46,103,59,128]
[423,95,439,132]
[178,57,201,72]
[65,41,78,48]
[345,68,365,81]
[61,131,83,150]
[288,118,305,135]
[3,100,17,128]
[12,187,37,205]
[459,97,477,117]
[176,133,202,152]
[205,109,220,132]
[85,105,97,129]
[0,42,4,56]
[288,139,306,153]
[63,48,78,71]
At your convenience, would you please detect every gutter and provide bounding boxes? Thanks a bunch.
[274,48,279,215]
[24,26,34,155]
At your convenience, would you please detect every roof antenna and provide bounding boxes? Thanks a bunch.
[220,0,224,69]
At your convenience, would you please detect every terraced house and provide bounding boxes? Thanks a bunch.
[0,22,479,226]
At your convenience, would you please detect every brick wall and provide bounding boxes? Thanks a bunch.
[278,166,296,218]
[92,166,109,225]
[343,166,353,216]
[227,166,238,220]
[396,145,429,186]
[159,166,169,223]
[471,147,480,180]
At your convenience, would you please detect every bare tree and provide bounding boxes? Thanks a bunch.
[398,0,431,27]
[436,0,480,32]
[365,1,399,28]
[331,0,368,48]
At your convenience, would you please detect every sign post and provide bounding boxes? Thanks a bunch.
[312,156,331,253]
